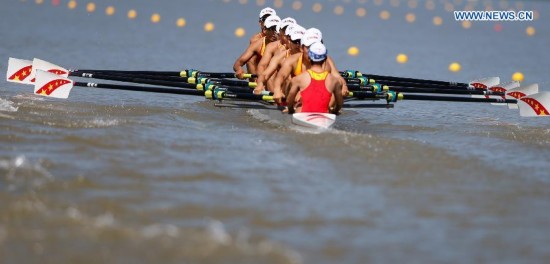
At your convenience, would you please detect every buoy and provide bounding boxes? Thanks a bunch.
[151,13,161,23]
[526,26,536,36]
[449,62,461,72]
[176,18,186,28]
[204,22,215,32]
[512,72,524,82]
[348,46,359,56]
[235,27,246,37]
[396,54,408,64]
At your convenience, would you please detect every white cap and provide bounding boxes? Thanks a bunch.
[289,25,306,41]
[277,17,296,33]
[301,28,323,46]
[264,15,281,29]
[259,7,276,19]
[308,42,327,62]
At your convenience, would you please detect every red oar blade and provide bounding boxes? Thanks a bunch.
[517,92,550,117]
[469,77,500,90]
[506,83,539,109]
[34,70,74,99]
[6,57,33,84]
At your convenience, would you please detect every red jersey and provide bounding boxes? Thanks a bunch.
[300,70,331,113]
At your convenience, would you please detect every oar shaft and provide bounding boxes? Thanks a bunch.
[72,82,271,101]
[389,87,503,96]
[71,72,256,94]
[72,69,182,76]
[73,82,205,96]
[365,74,468,87]
[400,93,516,104]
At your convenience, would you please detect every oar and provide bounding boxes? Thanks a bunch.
[33,70,272,102]
[382,91,550,117]
[71,68,255,79]
[70,72,268,95]
[72,70,257,88]
[341,70,473,88]
[346,75,501,91]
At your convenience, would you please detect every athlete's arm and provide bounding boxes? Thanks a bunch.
[233,40,261,79]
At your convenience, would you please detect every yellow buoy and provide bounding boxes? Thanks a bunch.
[449,62,461,72]
[526,26,536,36]
[235,27,246,37]
[274,0,283,8]
[176,18,186,28]
[334,6,344,15]
[405,13,416,23]
[396,54,408,64]
[462,21,472,29]
[35,0,43,5]
[312,3,323,13]
[433,16,443,26]
[348,46,359,56]
[86,2,96,12]
[67,0,77,9]
[105,6,115,16]
[151,13,161,23]
[380,10,391,20]
[292,1,302,10]
[128,9,137,19]
[512,72,524,82]
[256,0,265,6]
[356,7,366,17]
[204,22,215,32]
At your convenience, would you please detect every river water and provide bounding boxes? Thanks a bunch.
[1,0,550,263]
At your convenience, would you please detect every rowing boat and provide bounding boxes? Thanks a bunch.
[6,57,550,127]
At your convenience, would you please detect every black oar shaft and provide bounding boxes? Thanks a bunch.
[390,87,503,95]
[73,69,181,76]
[366,74,468,87]
[71,72,255,94]
[401,93,516,104]
[73,82,205,96]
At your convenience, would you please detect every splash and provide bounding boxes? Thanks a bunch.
[0,97,18,112]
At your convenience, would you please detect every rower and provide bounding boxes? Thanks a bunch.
[246,7,277,78]
[287,42,343,115]
[254,24,305,95]
[271,27,321,103]
[272,28,348,102]
[233,15,281,80]
[256,17,296,76]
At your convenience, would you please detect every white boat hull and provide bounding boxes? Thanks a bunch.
[292,112,336,129]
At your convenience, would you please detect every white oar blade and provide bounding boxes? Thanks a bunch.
[292,113,336,129]
[31,58,69,83]
[488,81,520,105]
[517,92,550,117]
[34,70,74,99]
[469,77,500,90]
[506,83,539,109]
[6,57,33,84]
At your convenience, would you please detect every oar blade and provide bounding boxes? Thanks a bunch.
[517,92,550,117]
[34,70,74,99]
[6,57,33,84]
[469,77,500,89]
[506,83,539,109]
[488,81,520,105]
[32,58,70,82]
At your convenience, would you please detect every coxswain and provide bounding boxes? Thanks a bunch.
[233,15,281,79]
[287,42,343,115]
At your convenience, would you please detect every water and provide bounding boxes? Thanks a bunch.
[1,0,550,263]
